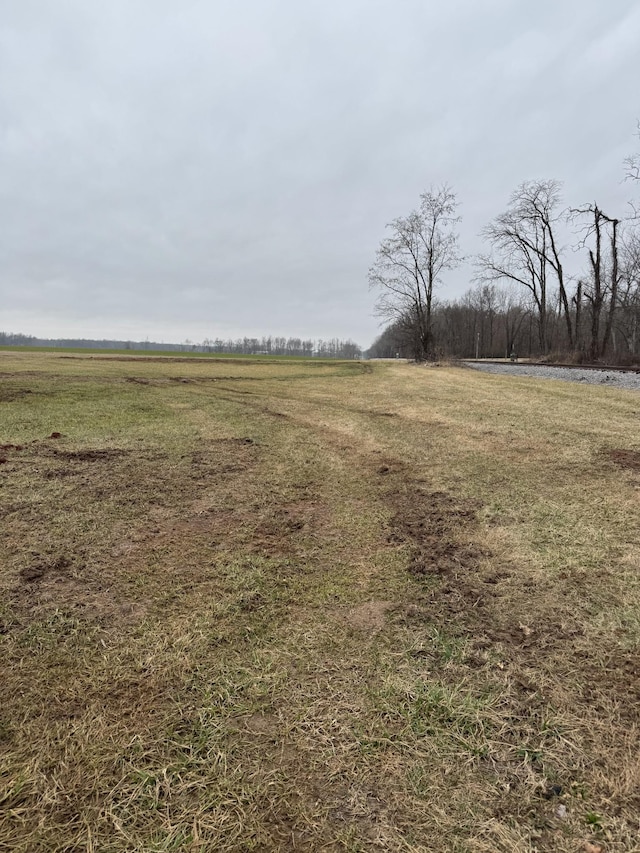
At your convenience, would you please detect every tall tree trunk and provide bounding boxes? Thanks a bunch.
[601,218,620,358]
[574,280,583,353]
[589,208,603,360]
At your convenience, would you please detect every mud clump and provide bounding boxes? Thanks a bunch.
[384,480,499,635]
[391,488,482,576]
[20,556,71,583]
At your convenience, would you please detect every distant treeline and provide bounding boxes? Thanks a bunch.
[366,279,640,364]
[0,332,362,359]
[367,126,640,364]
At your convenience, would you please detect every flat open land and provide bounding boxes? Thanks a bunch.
[1,352,639,852]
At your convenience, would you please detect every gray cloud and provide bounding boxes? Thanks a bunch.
[1,0,639,345]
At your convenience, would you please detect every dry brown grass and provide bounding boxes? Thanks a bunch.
[1,351,639,852]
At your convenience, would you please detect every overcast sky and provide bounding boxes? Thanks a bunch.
[1,1,639,347]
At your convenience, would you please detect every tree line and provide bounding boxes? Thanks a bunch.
[0,332,362,359]
[199,336,361,358]
[368,129,640,363]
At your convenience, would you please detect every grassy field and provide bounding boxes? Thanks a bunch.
[1,350,639,852]
[0,346,319,360]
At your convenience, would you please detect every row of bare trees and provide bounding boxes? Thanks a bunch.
[0,332,362,359]
[369,261,639,363]
[475,182,631,361]
[369,131,640,362]
[200,336,361,358]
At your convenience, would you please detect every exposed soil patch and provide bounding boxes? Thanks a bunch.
[189,440,257,478]
[243,712,280,736]
[386,480,596,658]
[0,387,33,402]
[1,435,263,632]
[345,600,395,631]
[250,501,320,557]
[379,463,640,842]
[379,472,527,654]
[210,436,256,445]
[53,448,129,461]
[11,577,148,629]
[400,490,478,535]
[606,448,640,471]
[389,484,484,576]
[354,408,399,418]
[407,540,488,577]
[168,375,266,384]
[19,555,72,583]
[9,548,149,630]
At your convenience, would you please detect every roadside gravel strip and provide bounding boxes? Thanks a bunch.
[464,361,640,392]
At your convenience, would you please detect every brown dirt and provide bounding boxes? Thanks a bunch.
[53,448,129,461]
[0,431,327,637]
[244,712,280,736]
[9,551,149,630]
[0,387,33,402]
[345,600,395,631]
[19,555,71,582]
[250,502,320,557]
[354,408,399,418]
[386,478,488,585]
[386,475,588,649]
[2,438,259,629]
[606,448,640,471]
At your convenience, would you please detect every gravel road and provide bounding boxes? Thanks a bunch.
[464,361,640,392]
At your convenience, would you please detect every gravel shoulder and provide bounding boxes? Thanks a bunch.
[464,361,640,391]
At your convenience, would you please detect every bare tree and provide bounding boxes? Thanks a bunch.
[461,283,500,358]
[625,121,640,183]
[476,180,573,353]
[495,287,530,358]
[616,229,640,357]
[369,186,461,360]
[452,282,529,358]
[569,203,621,360]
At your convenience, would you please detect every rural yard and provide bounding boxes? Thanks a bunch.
[1,351,640,852]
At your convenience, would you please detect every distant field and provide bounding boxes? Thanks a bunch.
[0,344,321,360]
[1,351,639,852]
